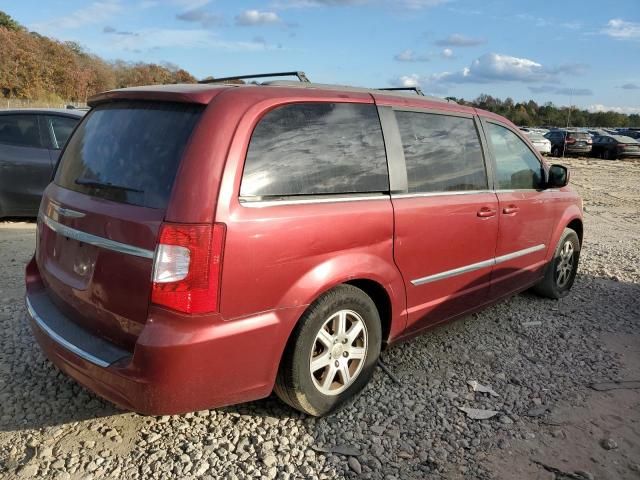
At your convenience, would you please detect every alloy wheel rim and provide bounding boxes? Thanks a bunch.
[556,240,575,288]
[309,309,368,396]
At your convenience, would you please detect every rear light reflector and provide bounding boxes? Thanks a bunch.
[151,223,226,314]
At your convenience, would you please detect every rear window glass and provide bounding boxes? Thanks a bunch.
[55,102,203,209]
[240,103,388,198]
[567,132,589,140]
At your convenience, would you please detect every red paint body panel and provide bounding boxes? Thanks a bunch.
[25,83,583,414]
[391,193,499,332]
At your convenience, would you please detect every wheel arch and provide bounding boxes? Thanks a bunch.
[566,217,583,245]
[345,278,393,347]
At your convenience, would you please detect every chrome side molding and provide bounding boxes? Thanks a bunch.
[411,244,546,286]
[41,215,155,259]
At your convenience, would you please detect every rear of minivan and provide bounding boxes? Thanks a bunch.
[25,86,275,414]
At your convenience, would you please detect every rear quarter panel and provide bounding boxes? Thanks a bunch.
[210,88,407,341]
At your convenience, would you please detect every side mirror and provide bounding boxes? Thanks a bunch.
[547,164,569,188]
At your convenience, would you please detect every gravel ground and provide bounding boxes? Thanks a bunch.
[0,157,639,480]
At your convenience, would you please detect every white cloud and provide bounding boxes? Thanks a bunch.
[441,48,454,58]
[235,10,282,26]
[30,0,122,31]
[394,49,430,62]
[96,28,275,52]
[397,74,421,87]
[435,33,485,47]
[392,52,591,93]
[602,18,640,39]
[588,104,640,115]
[176,9,223,27]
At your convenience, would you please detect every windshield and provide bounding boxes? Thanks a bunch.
[55,101,203,209]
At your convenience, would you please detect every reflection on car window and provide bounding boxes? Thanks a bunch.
[0,115,41,148]
[241,103,388,197]
[55,102,203,209]
[487,123,543,190]
[48,116,79,149]
[395,111,487,193]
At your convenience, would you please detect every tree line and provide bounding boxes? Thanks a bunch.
[448,94,640,128]
[1,10,638,128]
[0,11,195,104]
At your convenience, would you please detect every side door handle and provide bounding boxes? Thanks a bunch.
[503,205,519,215]
[477,207,497,218]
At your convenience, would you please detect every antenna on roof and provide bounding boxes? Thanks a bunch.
[199,71,310,84]
[377,87,425,96]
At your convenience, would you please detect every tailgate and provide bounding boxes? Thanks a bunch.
[36,101,203,350]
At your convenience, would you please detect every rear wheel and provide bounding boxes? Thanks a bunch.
[274,285,381,416]
[552,146,561,157]
[603,149,612,160]
[532,228,580,299]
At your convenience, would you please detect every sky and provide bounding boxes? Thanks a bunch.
[1,0,639,113]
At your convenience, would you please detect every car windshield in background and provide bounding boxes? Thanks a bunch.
[55,101,203,209]
[568,132,590,140]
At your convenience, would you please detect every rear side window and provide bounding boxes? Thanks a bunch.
[240,103,388,198]
[395,111,487,193]
[0,114,42,148]
[486,123,543,190]
[55,102,202,209]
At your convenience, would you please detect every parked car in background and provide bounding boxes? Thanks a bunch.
[618,129,640,140]
[544,130,592,157]
[526,133,551,155]
[591,134,640,159]
[0,109,84,217]
[25,75,583,416]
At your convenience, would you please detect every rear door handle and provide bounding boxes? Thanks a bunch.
[503,205,519,215]
[477,207,497,218]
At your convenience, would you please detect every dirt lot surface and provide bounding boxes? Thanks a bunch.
[0,157,638,480]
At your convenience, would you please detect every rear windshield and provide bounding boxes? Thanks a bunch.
[55,101,203,209]
[567,132,590,140]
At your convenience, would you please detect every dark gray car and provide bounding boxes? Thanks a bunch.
[0,108,84,217]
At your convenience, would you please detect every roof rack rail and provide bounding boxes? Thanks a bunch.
[199,71,310,84]
[377,87,425,96]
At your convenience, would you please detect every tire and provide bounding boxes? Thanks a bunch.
[274,284,382,416]
[603,149,611,160]
[552,146,561,157]
[532,228,580,299]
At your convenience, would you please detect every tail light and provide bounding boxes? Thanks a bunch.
[151,222,226,314]
[565,137,576,144]
[617,144,627,150]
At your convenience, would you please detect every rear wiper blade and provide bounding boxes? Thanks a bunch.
[74,177,143,193]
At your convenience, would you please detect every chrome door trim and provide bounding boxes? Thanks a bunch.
[239,194,390,208]
[41,214,154,259]
[392,190,492,200]
[26,297,111,368]
[411,257,495,286]
[410,244,546,286]
[494,244,546,264]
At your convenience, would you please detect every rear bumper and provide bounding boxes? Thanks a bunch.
[565,146,592,154]
[619,151,640,158]
[26,257,303,415]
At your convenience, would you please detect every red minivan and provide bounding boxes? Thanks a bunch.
[25,75,583,416]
